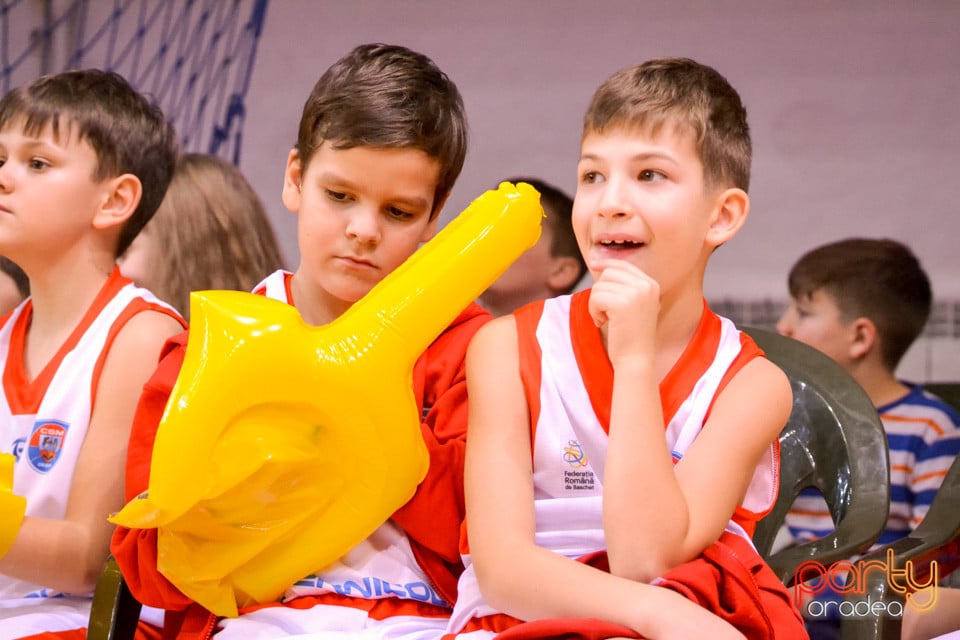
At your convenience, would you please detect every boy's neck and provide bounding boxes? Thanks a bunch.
[846,360,910,408]
[21,260,114,379]
[288,272,351,327]
[656,289,705,373]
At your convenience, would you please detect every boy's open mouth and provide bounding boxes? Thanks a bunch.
[599,239,643,250]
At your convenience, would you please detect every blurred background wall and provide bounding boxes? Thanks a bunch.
[6,0,958,379]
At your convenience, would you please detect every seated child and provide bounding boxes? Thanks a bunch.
[118,152,286,321]
[777,237,960,636]
[0,69,185,638]
[445,57,807,640]
[479,177,586,315]
[108,43,491,640]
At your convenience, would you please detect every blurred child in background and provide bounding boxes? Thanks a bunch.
[119,153,285,320]
[478,176,586,316]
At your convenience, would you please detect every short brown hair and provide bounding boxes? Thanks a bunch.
[295,43,467,218]
[134,153,285,320]
[0,69,177,257]
[583,57,751,192]
[787,238,932,370]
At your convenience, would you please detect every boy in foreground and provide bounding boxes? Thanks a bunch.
[446,58,807,640]
[0,70,184,637]
[108,43,490,639]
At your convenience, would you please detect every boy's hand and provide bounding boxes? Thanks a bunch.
[587,259,659,370]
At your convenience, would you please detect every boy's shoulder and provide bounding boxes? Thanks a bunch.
[880,384,960,440]
[425,301,491,357]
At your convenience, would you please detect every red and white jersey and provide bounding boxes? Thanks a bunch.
[447,292,779,636]
[0,268,182,601]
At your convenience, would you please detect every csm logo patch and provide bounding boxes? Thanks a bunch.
[27,419,69,473]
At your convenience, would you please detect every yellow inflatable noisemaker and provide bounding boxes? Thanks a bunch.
[0,453,26,558]
[110,182,543,617]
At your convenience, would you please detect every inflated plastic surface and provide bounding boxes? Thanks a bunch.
[110,182,543,616]
[0,453,26,558]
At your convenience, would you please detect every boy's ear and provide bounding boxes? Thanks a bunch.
[92,174,141,230]
[547,256,583,294]
[849,316,877,361]
[706,187,749,247]
[281,149,303,213]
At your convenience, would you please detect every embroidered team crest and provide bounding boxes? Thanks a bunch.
[27,420,68,473]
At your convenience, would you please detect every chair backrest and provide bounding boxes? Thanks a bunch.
[743,327,891,586]
[841,383,960,640]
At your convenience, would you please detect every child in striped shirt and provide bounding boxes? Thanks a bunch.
[777,237,960,638]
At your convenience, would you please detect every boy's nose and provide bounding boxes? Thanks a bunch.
[0,163,12,191]
[345,208,381,244]
[596,176,631,218]
[775,311,793,336]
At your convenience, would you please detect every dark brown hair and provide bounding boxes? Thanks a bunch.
[0,69,177,257]
[295,43,467,218]
[0,255,28,298]
[787,238,932,370]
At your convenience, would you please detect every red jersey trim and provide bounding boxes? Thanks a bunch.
[90,298,187,413]
[4,266,130,414]
[569,295,724,432]
[514,300,545,449]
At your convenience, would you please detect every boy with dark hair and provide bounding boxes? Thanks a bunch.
[107,43,490,639]
[479,177,587,316]
[0,69,185,636]
[778,237,960,636]
[446,57,806,640]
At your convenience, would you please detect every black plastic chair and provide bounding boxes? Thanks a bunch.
[744,327,891,586]
[841,383,960,640]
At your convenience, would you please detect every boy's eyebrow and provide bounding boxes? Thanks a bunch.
[578,151,678,164]
[390,194,432,212]
[0,135,64,154]
[317,171,431,212]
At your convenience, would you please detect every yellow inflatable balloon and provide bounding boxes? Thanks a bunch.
[0,453,26,558]
[111,182,543,617]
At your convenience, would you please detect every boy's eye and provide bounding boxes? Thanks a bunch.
[387,206,414,220]
[639,169,664,182]
[28,158,49,171]
[581,171,602,184]
[325,189,349,202]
